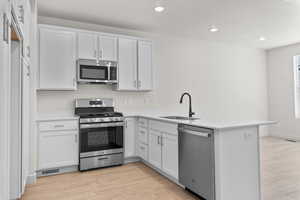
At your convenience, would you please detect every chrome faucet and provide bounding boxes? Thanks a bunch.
[179,92,195,118]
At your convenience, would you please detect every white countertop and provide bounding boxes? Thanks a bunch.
[36,111,276,130]
[36,115,79,122]
[124,112,276,130]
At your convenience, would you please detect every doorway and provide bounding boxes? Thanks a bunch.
[9,14,31,199]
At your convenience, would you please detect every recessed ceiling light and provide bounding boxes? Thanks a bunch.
[259,36,266,41]
[154,1,165,12]
[209,26,219,32]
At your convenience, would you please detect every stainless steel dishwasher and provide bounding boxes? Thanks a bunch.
[178,124,215,200]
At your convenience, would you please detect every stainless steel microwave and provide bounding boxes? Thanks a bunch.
[77,59,118,84]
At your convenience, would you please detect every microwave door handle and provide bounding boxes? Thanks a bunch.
[108,66,110,81]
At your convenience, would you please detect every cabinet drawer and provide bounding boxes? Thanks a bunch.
[137,143,148,161]
[138,127,148,144]
[39,120,78,132]
[149,120,177,135]
[138,118,148,128]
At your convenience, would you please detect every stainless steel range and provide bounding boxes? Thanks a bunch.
[75,98,124,171]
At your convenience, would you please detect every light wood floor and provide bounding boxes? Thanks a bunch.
[21,137,300,200]
[21,162,199,200]
[261,137,300,200]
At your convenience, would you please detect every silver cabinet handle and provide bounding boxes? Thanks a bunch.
[75,134,78,143]
[160,136,163,146]
[94,50,97,58]
[54,125,65,128]
[140,146,145,150]
[157,135,160,145]
[73,78,76,87]
[133,80,137,88]
[138,80,142,88]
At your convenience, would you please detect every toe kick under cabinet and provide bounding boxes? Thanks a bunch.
[37,119,79,173]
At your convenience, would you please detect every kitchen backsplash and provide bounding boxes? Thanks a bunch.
[37,84,158,116]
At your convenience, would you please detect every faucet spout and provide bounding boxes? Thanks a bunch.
[179,92,195,118]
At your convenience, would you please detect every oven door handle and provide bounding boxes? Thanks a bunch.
[80,122,125,129]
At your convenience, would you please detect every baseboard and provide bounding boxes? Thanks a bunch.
[124,156,140,164]
[37,165,78,177]
[26,173,37,185]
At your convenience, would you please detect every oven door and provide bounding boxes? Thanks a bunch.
[79,122,124,158]
[78,64,109,83]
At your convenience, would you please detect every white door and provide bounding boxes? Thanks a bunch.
[21,59,30,192]
[162,133,178,179]
[138,41,153,90]
[117,38,138,90]
[99,35,117,61]
[77,32,98,60]
[39,131,79,170]
[124,118,136,158]
[39,27,76,90]
[148,130,162,169]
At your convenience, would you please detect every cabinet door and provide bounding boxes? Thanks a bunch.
[162,133,178,179]
[148,130,162,169]
[124,118,136,158]
[117,38,138,90]
[99,35,117,61]
[138,41,153,90]
[77,32,98,60]
[39,131,79,170]
[39,27,77,90]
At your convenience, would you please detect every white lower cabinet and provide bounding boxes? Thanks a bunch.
[138,118,179,180]
[38,120,79,170]
[161,133,178,179]
[124,118,136,158]
[148,130,162,169]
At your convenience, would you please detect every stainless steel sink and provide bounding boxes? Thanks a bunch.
[161,116,199,121]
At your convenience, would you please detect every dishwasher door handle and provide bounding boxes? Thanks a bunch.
[179,128,210,137]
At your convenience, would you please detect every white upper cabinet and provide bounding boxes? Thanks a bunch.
[77,32,98,60]
[117,37,138,91]
[116,38,153,91]
[39,26,77,90]
[77,32,117,61]
[138,41,153,91]
[99,35,117,61]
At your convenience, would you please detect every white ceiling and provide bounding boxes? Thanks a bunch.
[38,0,300,49]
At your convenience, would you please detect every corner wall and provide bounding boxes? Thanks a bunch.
[267,43,300,139]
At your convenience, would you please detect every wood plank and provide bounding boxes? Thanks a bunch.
[21,162,198,200]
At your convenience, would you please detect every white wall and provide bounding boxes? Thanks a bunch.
[0,1,10,199]
[267,43,300,139]
[37,16,269,128]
